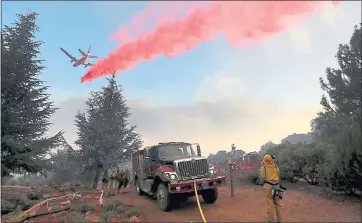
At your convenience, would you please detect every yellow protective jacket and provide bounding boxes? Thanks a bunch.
[259,165,280,189]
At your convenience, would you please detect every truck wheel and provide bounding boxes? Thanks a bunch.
[156,183,172,212]
[201,188,218,204]
[136,179,144,195]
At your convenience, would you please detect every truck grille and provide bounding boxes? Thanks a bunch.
[177,159,209,179]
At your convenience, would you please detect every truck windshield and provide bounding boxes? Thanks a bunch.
[158,144,195,159]
[244,155,262,162]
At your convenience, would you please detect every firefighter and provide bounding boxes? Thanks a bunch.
[123,169,130,188]
[115,169,125,194]
[112,170,118,191]
[259,153,283,223]
[108,170,116,190]
[101,169,109,190]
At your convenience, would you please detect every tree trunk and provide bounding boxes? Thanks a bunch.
[92,167,101,189]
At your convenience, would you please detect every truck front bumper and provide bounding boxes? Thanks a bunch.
[168,176,225,194]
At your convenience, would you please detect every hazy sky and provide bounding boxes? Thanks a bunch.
[3,1,361,155]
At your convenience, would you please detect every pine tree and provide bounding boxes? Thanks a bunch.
[311,23,362,193]
[75,76,142,188]
[312,24,361,138]
[1,12,63,177]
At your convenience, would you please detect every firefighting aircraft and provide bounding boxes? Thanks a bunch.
[60,45,98,67]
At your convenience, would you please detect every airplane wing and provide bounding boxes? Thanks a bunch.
[88,55,98,58]
[60,48,77,61]
[78,49,87,56]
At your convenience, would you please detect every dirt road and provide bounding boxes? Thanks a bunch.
[114,185,361,222]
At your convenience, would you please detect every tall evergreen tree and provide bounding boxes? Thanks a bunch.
[312,24,361,138]
[1,12,63,177]
[311,23,362,193]
[75,76,142,188]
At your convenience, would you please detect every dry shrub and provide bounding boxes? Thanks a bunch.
[121,209,142,222]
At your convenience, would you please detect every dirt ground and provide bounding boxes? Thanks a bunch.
[2,180,361,223]
[118,184,361,222]
[1,186,146,223]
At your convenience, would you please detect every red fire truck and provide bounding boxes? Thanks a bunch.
[236,152,263,184]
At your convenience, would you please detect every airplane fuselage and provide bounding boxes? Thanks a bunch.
[72,55,89,67]
[61,46,96,68]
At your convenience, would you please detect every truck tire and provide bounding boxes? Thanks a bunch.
[136,179,144,196]
[201,188,218,204]
[156,183,172,212]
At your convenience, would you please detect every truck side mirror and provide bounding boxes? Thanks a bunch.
[197,145,201,156]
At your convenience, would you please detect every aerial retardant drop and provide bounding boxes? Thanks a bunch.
[81,1,339,83]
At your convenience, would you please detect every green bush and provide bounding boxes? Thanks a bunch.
[121,209,142,223]
[268,129,362,195]
[73,201,96,214]
[116,204,127,214]
[105,200,127,214]
[273,143,308,183]
[124,209,141,217]
[27,191,40,200]
[59,212,91,223]
[325,131,362,194]
[269,143,328,185]
[301,144,328,185]
[100,211,117,223]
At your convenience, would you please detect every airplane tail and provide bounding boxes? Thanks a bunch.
[79,45,92,56]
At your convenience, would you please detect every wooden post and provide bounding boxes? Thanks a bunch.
[228,160,235,197]
[229,143,236,197]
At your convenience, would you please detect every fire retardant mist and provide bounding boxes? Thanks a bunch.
[81,1,340,83]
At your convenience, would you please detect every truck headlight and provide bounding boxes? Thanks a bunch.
[170,174,177,180]
[164,172,178,181]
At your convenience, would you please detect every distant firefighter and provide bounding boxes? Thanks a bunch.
[101,170,109,190]
[115,168,131,193]
[109,170,117,191]
[123,169,130,188]
[115,169,125,194]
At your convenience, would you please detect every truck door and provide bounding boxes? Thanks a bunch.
[138,152,145,184]
[149,147,161,177]
[143,148,152,178]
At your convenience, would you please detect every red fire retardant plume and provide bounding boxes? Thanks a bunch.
[81,1,339,83]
